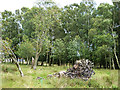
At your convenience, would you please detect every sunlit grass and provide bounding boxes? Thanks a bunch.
[1,63,118,88]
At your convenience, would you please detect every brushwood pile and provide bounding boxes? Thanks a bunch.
[48,59,95,81]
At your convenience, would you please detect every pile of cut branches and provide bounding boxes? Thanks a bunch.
[65,59,95,80]
[48,59,95,81]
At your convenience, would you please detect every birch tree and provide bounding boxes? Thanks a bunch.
[1,40,24,77]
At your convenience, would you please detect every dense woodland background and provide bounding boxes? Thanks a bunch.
[0,0,120,70]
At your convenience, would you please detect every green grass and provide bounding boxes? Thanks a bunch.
[1,63,118,88]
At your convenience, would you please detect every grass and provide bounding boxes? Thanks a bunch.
[1,63,118,88]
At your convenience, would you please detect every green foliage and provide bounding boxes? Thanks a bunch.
[16,36,34,59]
[1,0,119,68]
[2,10,22,49]
[67,39,78,60]
[52,39,66,62]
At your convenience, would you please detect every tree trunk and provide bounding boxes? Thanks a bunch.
[60,60,62,66]
[49,53,51,66]
[2,41,24,77]
[37,60,39,66]
[13,58,24,77]
[72,59,74,66]
[41,61,44,66]
[112,58,115,70]
[110,57,111,69]
[66,61,68,66]
[49,59,51,66]
[44,54,47,66]
[33,54,39,70]
[52,56,54,66]
[69,61,70,68]
[11,59,13,63]
[49,48,52,66]
[48,51,50,64]
[111,27,120,69]
[41,58,44,66]
[100,64,102,68]
[118,5,120,67]
[58,59,60,66]
[105,54,107,69]
[46,52,48,66]
[27,57,29,65]
[51,58,53,66]
[22,59,24,65]
[31,57,35,69]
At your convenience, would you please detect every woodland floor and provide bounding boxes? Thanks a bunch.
[1,63,119,88]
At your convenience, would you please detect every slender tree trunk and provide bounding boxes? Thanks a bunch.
[22,59,24,65]
[48,51,50,64]
[105,54,107,69]
[49,57,51,66]
[111,27,120,69]
[2,41,24,77]
[44,54,47,66]
[100,63,101,68]
[49,59,51,66]
[118,6,120,67]
[110,57,111,69]
[27,57,29,65]
[31,57,35,69]
[41,61,44,66]
[112,58,115,70]
[60,60,62,66]
[52,56,54,66]
[12,59,14,63]
[41,58,44,66]
[51,58,53,66]
[12,58,24,77]
[58,59,60,66]
[46,52,48,66]
[69,61,70,68]
[72,59,74,66]
[49,48,52,66]
[66,61,68,66]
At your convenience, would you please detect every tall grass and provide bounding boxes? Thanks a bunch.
[1,64,118,88]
